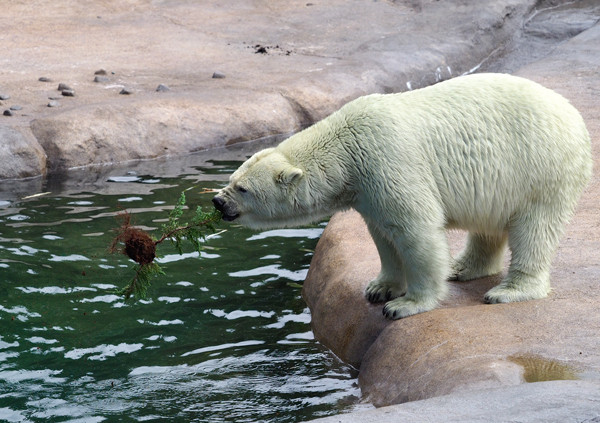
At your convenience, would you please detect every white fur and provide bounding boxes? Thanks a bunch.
[214,73,592,319]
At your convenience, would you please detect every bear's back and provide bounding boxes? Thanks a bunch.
[339,73,592,231]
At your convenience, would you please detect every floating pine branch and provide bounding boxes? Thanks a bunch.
[110,191,222,299]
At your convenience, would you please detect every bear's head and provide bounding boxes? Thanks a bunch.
[212,148,311,230]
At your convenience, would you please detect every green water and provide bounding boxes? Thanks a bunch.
[0,147,361,422]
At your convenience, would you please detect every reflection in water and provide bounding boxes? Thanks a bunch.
[509,354,579,383]
[0,155,362,422]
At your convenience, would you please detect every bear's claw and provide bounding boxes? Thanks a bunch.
[382,297,438,320]
[365,279,405,304]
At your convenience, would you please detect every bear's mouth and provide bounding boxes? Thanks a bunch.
[222,213,239,222]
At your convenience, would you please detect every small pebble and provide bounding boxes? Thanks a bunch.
[0,94,10,101]
[156,84,170,92]
[94,75,110,83]
[10,105,22,111]
[48,100,60,108]
[39,77,52,82]
[3,109,13,116]
[94,69,108,75]
[212,72,226,79]
[61,89,75,97]
[119,88,133,95]
[57,83,72,91]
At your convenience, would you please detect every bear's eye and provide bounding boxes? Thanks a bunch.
[236,185,248,193]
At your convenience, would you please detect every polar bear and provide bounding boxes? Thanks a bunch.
[213,73,592,319]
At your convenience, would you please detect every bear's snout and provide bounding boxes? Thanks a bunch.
[212,195,240,222]
[212,195,225,211]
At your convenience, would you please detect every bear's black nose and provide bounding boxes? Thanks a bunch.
[212,196,226,213]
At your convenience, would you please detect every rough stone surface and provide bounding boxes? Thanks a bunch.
[305,380,600,423]
[302,9,600,413]
[0,126,47,179]
[1,0,538,179]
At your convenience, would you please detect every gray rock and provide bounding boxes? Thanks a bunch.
[47,100,60,107]
[10,105,22,111]
[0,94,10,101]
[61,89,75,97]
[57,83,72,91]
[212,71,226,79]
[94,69,108,75]
[38,77,52,82]
[305,380,600,423]
[29,93,297,172]
[0,126,46,179]
[94,75,110,83]
[3,109,13,116]
[119,88,133,95]
[156,84,170,92]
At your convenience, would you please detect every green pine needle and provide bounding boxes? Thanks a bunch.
[117,262,165,300]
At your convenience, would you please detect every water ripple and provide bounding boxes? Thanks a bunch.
[0,305,41,321]
[205,309,275,320]
[137,319,184,326]
[247,228,324,241]
[17,286,96,295]
[181,340,266,358]
[0,369,66,383]
[48,254,90,262]
[229,264,308,282]
[65,343,144,361]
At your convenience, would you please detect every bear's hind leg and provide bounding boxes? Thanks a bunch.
[365,223,406,303]
[484,205,566,304]
[382,227,451,319]
[450,232,507,281]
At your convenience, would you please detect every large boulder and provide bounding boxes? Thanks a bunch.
[0,126,46,179]
[29,92,300,172]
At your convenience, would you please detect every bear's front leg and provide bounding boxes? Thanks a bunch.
[381,227,451,319]
[364,222,406,303]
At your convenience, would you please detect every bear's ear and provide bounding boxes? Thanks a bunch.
[276,166,303,185]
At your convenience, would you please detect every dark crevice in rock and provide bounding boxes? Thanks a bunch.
[281,94,315,129]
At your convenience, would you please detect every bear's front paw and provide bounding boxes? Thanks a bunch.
[365,278,405,304]
[382,297,437,319]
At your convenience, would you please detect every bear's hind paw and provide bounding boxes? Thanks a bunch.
[449,260,502,282]
[484,272,551,304]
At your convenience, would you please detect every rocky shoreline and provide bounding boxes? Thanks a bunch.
[1,0,542,181]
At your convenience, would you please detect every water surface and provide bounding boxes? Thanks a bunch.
[0,146,362,422]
